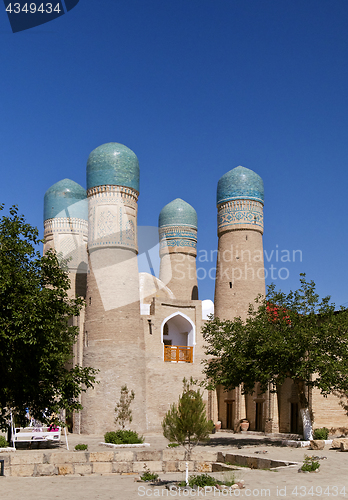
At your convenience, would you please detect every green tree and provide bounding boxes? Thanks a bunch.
[114,385,135,429]
[202,274,348,411]
[162,378,211,460]
[0,205,97,429]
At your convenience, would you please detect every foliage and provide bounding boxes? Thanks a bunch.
[313,427,329,440]
[178,474,236,488]
[140,465,159,482]
[114,385,135,429]
[301,455,320,472]
[0,205,97,429]
[162,377,211,460]
[188,474,217,487]
[207,419,215,433]
[74,443,88,451]
[168,442,180,448]
[0,436,9,447]
[202,274,348,409]
[104,430,144,444]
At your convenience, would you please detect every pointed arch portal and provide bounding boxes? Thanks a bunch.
[161,312,195,363]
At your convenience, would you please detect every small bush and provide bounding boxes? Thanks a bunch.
[140,471,159,481]
[301,455,320,472]
[104,430,144,445]
[0,436,8,448]
[188,474,217,488]
[75,444,88,451]
[168,442,180,448]
[178,474,236,488]
[313,427,329,440]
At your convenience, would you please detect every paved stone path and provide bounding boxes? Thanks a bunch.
[1,432,347,499]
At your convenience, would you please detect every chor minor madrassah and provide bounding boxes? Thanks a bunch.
[43,142,348,436]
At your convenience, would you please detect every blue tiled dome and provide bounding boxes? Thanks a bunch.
[44,179,87,221]
[159,198,197,228]
[87,142,139,192]
[217,166,264,205]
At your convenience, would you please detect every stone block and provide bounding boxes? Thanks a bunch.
[11,452,44,465]
[332,438,348,449]
[132,461,163,473]
[225,454,237,465]
[340,442,348,452]
[195,461,212,472]
[217,452,225,463]
[177,461,195,472]
[190,450,218,462]
[92,462,113,474]
[163,461,178,473]
[10,465,35,477]
[257,458,272,469]
[50,452,85,464]
[89,452,114,462]
[162,449,185,461]
[58,465,74,475]
[136,450,162,461]
[112,462,133,473]
[35,464,57,476]
[246,457,258,469]
[310,440,325,450]
[75,464,93,475]
[113,451,134,462]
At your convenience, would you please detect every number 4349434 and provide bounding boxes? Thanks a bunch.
[6,3,61,14]
[292,486,346,496]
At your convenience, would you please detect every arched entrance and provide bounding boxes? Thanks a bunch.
[161,312,195,363]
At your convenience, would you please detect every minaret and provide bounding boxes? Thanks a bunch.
[43,179,88,292]
[81,143,146,434]
[158,198,198,300]
[214,166,265,321]
[43,179,88,433]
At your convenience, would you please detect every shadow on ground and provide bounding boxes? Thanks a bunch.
[200,436,286,448]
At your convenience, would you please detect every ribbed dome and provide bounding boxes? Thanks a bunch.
[87,142,139,192]
[158,198,197,228]
[217,166,264,205]
[44,179,87,221]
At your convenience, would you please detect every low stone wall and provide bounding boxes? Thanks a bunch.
[212,452,297,471]
[0,449,219,477]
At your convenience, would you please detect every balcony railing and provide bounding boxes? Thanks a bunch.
[164,345,193,363]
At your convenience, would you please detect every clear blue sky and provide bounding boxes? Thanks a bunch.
[1,1,348,307]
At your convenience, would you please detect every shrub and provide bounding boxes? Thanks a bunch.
[207,419,215,433]
[115,385,135,429]
[75,444,88,451]
[140,471,158,481]
[162,378,211,460]
[301,455,320,472]
[313,427,329,440]
[0,436,8,448]
[168,442,180,448]
[178,474,236,488]
[104,430,144,445]
[140,465,159,482]
[188,474,218,488]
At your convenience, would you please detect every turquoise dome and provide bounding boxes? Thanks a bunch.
[159,198,197,228]
[87,142,139,192]
[44,179,88,221]
[217,166,264,205]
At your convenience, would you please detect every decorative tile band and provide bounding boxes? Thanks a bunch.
[217,200,264,234]
[159,226,197,242]
[87,185,138,202]
[159,225,197,256]
[44,217,89,235]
